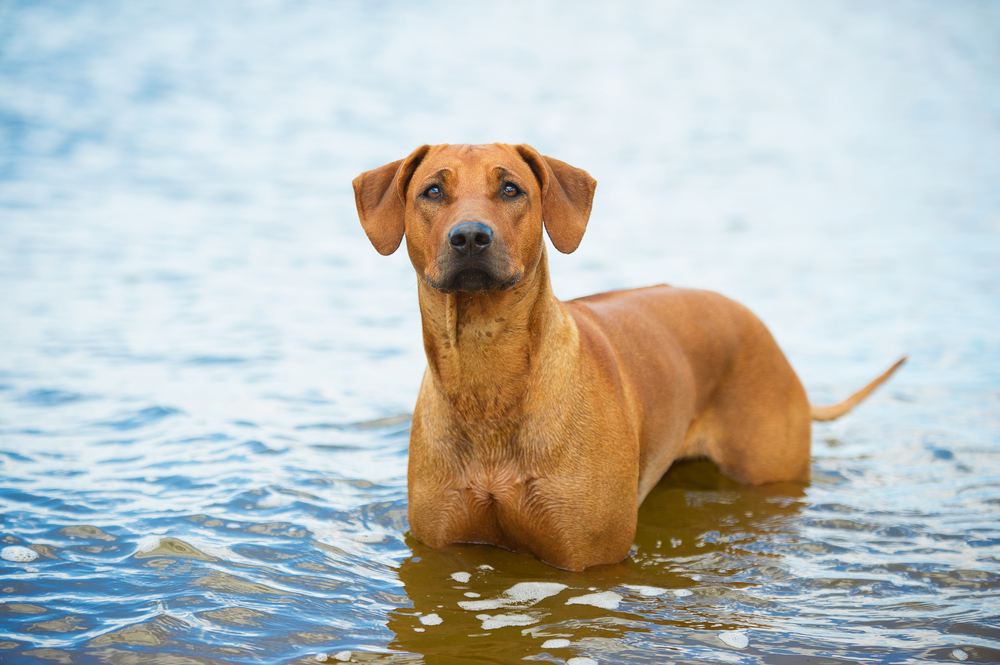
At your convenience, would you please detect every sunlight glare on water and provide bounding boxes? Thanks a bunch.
[1,1,999,663]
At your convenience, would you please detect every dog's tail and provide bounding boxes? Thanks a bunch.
[810,356,907,422]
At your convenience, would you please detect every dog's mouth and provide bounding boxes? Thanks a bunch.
[427,260,523,294]
[449,268,495,293]
[430,267,522,294]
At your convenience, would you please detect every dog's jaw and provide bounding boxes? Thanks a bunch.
[425,267,523,294]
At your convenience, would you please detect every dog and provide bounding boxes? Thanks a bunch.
[353,143,904,571]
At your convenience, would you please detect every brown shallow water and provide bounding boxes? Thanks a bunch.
[385,460,1000,664]
[2,1,999,663]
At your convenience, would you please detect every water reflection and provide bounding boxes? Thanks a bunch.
[391,461,806,663]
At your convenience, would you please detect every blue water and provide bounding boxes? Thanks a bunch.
[2,1,999,663]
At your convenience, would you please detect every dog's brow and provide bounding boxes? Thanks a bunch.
[420,168,453,185]
[492,166,515,180]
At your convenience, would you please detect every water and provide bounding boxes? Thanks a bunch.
[2,1,999,663]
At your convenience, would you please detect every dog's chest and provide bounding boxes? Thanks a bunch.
[456,473,550,554]
[428,448,561,553]
[424,420,549,505]
[408,410,581,558]
[456,459,535,508]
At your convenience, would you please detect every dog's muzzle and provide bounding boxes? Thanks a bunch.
[428,222,521,293]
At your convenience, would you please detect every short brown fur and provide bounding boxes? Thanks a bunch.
[353,143,905,570]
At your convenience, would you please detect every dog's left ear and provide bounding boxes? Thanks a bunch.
[353,145,431,255]
[515,145,597,254]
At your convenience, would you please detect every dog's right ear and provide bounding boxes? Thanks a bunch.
[353,145,430,255]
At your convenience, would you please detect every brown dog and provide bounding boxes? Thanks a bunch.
[353,143,904,571]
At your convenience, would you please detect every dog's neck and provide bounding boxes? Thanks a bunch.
[416,246,572,426]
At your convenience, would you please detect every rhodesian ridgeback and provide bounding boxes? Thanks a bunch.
[353,143,905,571]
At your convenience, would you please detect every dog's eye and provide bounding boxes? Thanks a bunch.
[502,184,520,198]
[424,186,442,200]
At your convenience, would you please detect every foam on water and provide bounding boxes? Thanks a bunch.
[352,533,384,543]
[541,638,571,649]
[1,546,38,563]
[134,536,161,554]
[418,613,442,626]
[623,584,667,596]
[450,571,471,583]
[257,494,291,508]
[458,582,567,611]
[565,591,622,610]
[475,613,539,630]
[719,631,750,649]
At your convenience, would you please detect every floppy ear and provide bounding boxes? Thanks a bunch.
[515,145,597,254]
[352,145,431,255]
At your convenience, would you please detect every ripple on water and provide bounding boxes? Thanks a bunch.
[16,389,87,406]
[59,525,116,541]
[133,537,216,561]
[198,607,270,627]
[99,406,183,431]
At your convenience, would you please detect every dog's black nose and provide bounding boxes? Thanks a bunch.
[448,222,493,255]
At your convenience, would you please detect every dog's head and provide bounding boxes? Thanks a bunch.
[353,144,596,293]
